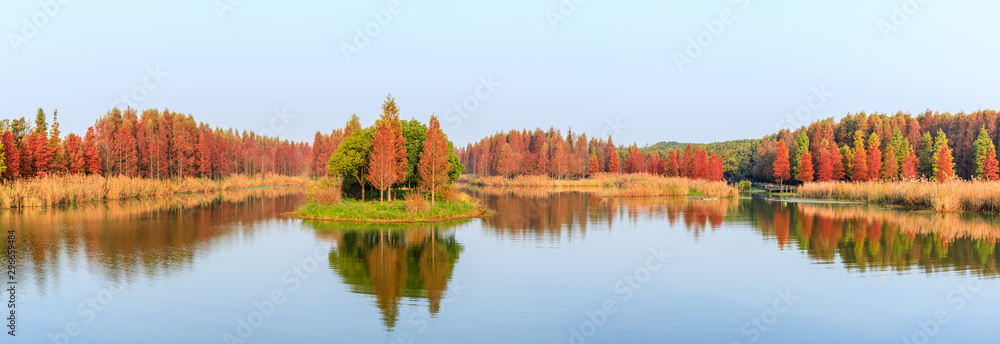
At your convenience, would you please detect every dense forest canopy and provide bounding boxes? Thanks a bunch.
[0,99,465,188]
[4,107,998,184]
[459,110,1000,183]
[0,108,311,180]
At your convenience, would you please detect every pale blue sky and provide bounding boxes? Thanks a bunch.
[2,0,998,145]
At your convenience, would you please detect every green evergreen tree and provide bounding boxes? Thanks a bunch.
[34,108,48,135]
[792,131,810,178]
[918,131,935,178]
[887,129,910,178]
[972,125,996,179]
[840,144,854,180]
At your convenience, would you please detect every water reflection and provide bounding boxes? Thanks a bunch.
[473,188,738,240]
[754,201,1000,276]
[306,221,466,331]
[4,187,307,294]
[473,188,1000,276]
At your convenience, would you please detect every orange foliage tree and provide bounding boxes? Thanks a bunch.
[708,152,724,181]
[882,146,898,181]
[850,132,868,181]
[983,148,999,180]
[773,139,790,185]
[418,115,450,206]
[935,142,955,182]
[796,151,814,182]
[901,151,919,180]
[816,149,833,182]
[866,133,882,181]
[624,143,645,174]
[664,151,679,177]
[368,95,408,203]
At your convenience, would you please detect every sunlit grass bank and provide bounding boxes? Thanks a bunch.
[460,173,739,198]
[293,194,486,222]
[797,180,1000,212]
[0,173,311,208]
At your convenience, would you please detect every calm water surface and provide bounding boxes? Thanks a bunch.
[7,187,1000,343]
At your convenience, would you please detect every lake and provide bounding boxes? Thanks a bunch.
[7,187,1000,343]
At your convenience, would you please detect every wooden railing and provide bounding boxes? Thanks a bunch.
[752,182,797,193]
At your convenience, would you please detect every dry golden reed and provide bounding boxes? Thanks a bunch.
[797,180,1000,212]
[0,173,311,208]
[404,192,430,214]
[461,173,738,198]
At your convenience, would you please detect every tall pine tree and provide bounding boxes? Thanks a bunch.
[418,115,451,206]
[773,139,790,185]
[972,125,996,179]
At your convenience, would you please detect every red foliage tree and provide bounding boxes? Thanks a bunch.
[773,139,791,184]
[27,131,53,177]
[624,144,645,174]
[829,141,844,180]
[311,131,329,177]
[866,137,882,182]
[816,149,833,182]
[606,142,621,173]
[647,152,665,175]
[901,151,919,180]
[708,152,724,181]
[665,150,679,177]
[882,146,898,181]
[63,133,85,174]
[587,152,601,175]
[935,143,955,182]
[496,142,518,177]
[983,148,999,181]
[681,144,696,178]
[694,148,709,180]
[1,131,18,181]
[198,130,215,177]
[367,95,408,203]
[418,115,451,206]
[83,127,101,175]
[851,141,868,182]
[796,151,814,182]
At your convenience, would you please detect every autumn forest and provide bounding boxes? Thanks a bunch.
[2,105,1000,211]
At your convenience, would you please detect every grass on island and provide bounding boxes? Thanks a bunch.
[797,180,1000,212]
[0,173,311,208]
[293,181,487,222]
[460,173,739,198]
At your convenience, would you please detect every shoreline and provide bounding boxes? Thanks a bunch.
[459,173,739,198]
[286,207,490,223]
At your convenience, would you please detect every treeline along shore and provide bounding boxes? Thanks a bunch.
[4,105,1000,212]
[457,110,1000,212]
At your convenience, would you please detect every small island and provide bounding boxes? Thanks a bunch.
[291,95,486,223]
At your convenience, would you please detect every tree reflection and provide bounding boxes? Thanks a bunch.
[307,221,464,332]
[2,187,307,295]
[472,187,739,241]
[471,187,1000,276]
[748,201,1000,276]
